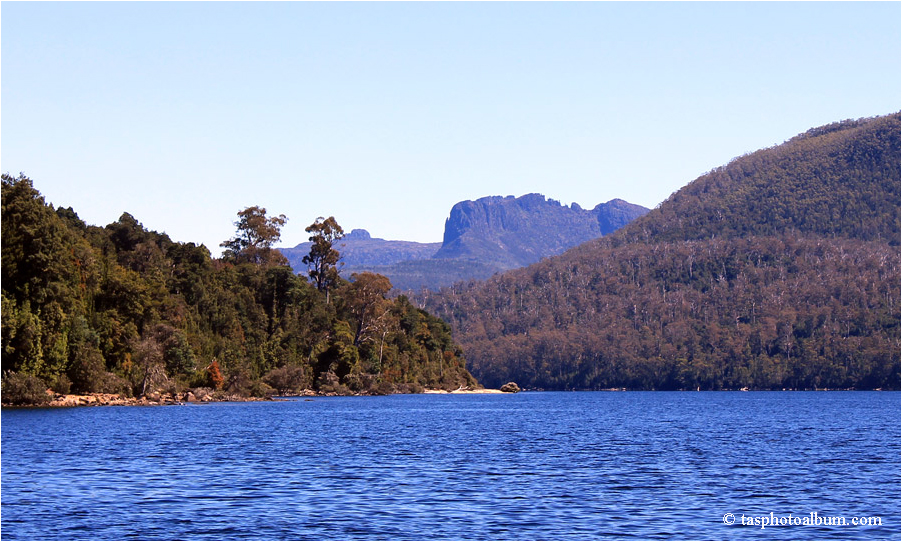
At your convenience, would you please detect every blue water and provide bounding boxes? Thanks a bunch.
[2,392,899,540]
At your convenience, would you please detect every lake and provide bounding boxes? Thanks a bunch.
[2,392,899,540]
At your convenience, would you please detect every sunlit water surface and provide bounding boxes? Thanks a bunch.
[2,391,899,540]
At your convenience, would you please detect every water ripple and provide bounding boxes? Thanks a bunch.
[2,392,899,540]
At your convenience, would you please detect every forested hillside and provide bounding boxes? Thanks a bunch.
[426,114,901,391]
[614,116,899,246]
[1,176,476,405]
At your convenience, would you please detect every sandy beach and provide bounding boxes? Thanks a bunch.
[423,387,506,394]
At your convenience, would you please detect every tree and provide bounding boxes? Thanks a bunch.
[263,365,306,395]
[133,330,168,397]
[316,319,359,386]
[303,216,344,303]
[345,273,393,347]
[221,206,288,266]
[2,173,87,380]
[0,372,51,406]
[207,359,224,390]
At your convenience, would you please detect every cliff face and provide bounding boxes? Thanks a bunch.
[280,195,648,291]
[434,194,649,269]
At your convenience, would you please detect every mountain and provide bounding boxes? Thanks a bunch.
[280,229,440,272]
[425,113,901,391]
[434,194,649,269]
[281,195,648,291]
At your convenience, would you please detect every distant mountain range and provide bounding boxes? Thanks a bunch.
[281,194,649,291]
[425,113,901,391]
[280,228,441,272]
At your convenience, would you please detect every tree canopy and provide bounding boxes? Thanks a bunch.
[220,206,289,266]
[1,177,476,404]
[303,216,344,301]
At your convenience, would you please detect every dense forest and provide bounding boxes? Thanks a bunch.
[1,175,476,405]
[425,114,901,391]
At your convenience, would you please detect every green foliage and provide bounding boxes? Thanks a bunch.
[51,374,71,395]
[1,372,51,406]
[1,177,476,403]
[220,206,289,266]
[303,216,344,299]
[1,174,91,382]
[316,320,359,382]
[68,343,109,394]
[263,364,305,395]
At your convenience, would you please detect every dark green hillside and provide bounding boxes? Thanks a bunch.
[2,175,476,404]
[431,235,899,390]
[427,114,901,391]
[615,114,900,246]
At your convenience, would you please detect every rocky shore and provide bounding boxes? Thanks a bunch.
[0,390,273,408]
[3,384,519,408]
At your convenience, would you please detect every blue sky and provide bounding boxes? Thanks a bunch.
[2,2,899,254]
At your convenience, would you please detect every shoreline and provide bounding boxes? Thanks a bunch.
[5,386,887,408]
[423,387,505,394]
[1,391,274,408]
[1,387,509,408]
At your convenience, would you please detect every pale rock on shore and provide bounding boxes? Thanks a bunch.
[424,387,505,394]
[3,387,511,407]
[37,391,269,407]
